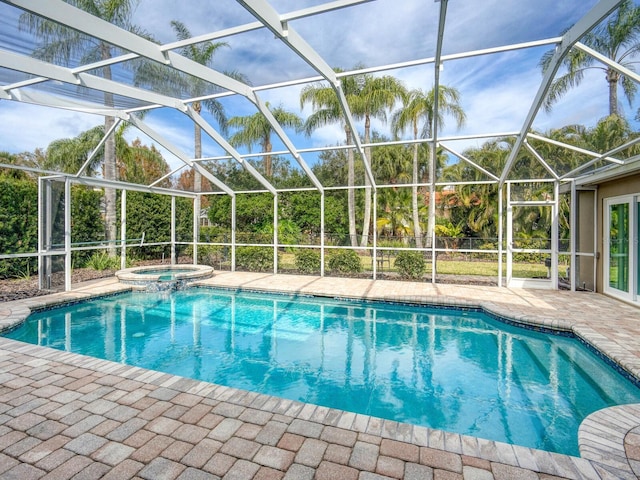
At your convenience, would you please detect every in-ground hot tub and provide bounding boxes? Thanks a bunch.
[116,265,214,291]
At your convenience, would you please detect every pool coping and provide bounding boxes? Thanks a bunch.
[0,273,639,479]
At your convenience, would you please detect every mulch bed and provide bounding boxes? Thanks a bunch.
[1,266,498,303]
[0,269,117,302]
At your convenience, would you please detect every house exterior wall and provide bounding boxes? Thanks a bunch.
[595,173,640,293]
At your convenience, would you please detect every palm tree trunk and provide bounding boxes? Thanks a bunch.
[411,141,423,248]
[360,116,372,247]
[102,48,117,256]
[104,117,117,256]
[425,148,434,249]
[264,139,273,177]
[346,126,357,247]
[607,68,619,116]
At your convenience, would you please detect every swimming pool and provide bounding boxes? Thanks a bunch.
[5,286,640,456]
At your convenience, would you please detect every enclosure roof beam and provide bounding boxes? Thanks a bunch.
[439,144,500,181]
[149,164,188,189]
[0,87,128,117]
[186,106,278,195]
[560,133,640,179]
[253,97,325,192]
[431,0,448,146]
[523,140,560,180]
[70,176,196,198]
[527,132,622,163]
[75,118,123,178]
[1,1,370,98]
[5,0,256,101]
[0,162,196,198]
[167,0,371,50]
[498,0,622,185]
[236,0,376,191]
[574,41,640,85]
[0,49,188,111]
[127,115,235,196]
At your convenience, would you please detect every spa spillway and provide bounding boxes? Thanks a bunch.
[116,265,214,291]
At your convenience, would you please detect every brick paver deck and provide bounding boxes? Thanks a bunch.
[0,272,639,479]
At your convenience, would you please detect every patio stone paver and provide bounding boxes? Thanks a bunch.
[0,273,639,479]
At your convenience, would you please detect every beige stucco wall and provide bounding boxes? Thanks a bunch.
[595,173,640,293]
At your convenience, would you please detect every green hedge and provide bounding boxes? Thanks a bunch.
[0,175,38,278]
[236,246,274,272]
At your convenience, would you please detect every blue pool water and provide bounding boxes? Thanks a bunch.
[5,287,640,456]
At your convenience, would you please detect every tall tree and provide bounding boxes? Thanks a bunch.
[391,86,465,248]
[117,138,172,187]
[540,0,640,116]
[301,70,361,246]
[301,70,404,246]
[20,0,151,255]
[228,104,303,178]
[352,75,405,247]
[167,20,232,193]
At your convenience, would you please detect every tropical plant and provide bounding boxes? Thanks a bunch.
[376,188,414,242]
[391,85,466,248]
[228,104,303,178]
[83,251,120,271]
[20,0,152,255]
[540,0,640,117]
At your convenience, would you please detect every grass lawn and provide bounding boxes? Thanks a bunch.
[278,252,551,279]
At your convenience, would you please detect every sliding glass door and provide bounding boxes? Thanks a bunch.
[604,196,638,303]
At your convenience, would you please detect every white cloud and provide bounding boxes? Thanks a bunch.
[0,102,101,154]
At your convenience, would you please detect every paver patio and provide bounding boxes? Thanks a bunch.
[0,271,639,479]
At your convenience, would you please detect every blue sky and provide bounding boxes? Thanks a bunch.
[0,0,636,174]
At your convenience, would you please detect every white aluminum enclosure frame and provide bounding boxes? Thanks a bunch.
[2,0,640,293]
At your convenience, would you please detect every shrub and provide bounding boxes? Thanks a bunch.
[327,250,362,275]
[294,249,321,274]
[394,251,426,280]
[84,251,120,271]
[236,247,273,272]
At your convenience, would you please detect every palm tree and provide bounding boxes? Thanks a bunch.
[540,0,640,116]
[301,70,404,246]
[353,75,406,247]
[167,20,232,192]
[391,86,466,248]
[301,70,362,246]
[20,0,150,255]
[441,140,507,240]
[228,105,303,178]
